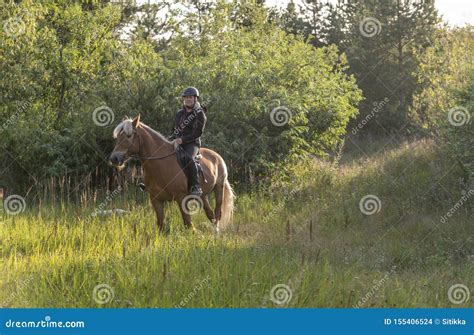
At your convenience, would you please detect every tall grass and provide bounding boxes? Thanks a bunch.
[1,138,472,308]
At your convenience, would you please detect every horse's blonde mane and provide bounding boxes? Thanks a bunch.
[140,123,172,144]
[113,118,134,138]
[113,118,172,145]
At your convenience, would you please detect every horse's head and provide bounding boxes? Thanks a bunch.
[109,115,141,168]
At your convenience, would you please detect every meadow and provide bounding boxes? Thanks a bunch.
[1,136,472,308]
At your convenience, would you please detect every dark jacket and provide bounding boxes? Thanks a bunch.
[168,102,207,147]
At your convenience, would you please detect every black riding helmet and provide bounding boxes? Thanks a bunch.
[181,86,199,97]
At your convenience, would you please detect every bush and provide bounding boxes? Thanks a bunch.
[0,1,362,193]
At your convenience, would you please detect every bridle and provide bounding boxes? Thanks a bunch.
[128,126,177,161]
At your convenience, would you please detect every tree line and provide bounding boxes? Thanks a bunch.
[0,0,472,196]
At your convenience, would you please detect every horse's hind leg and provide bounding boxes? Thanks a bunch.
[202,194,219,233]
[214,182,224,222]
[202,195,216,224]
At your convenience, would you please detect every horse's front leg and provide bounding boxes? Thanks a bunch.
[150,196,165,234]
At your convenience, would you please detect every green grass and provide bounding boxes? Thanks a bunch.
[1,137,472,308]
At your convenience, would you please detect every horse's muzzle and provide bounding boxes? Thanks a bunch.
[109,152,125,167]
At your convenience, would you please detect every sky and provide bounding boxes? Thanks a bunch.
[266,0,473,26]
[434,0,473,26]
[134,0,474,27]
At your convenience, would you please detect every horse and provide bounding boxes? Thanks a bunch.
[109,115,234,233]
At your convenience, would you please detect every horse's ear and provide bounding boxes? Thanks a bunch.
[132,114,141,128]
[122,115,129,122]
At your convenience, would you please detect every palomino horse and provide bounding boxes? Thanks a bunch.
[109,115,234,233]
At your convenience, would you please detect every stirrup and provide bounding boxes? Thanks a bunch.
[190,185,203,196]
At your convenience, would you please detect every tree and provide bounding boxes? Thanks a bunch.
[277,0,441,134]
[160,1,363,186]
[411,27,473,187]
[0,0,363,193]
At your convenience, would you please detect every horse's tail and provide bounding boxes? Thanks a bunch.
[219,178,235,231]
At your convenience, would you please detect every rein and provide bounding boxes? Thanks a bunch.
[133,151,176,161]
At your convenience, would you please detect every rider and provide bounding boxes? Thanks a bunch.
[168,86,207,196]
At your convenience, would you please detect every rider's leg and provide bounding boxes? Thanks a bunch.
[181,143,201,194]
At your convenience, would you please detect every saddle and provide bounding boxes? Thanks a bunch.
[176,147,207,183]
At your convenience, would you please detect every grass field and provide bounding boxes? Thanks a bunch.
[1,137,472,308]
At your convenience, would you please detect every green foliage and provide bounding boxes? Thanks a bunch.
[0,1,128,190]
[0,0,470,195]
[157,2,362,186]
[277,0,441,133]
[410,27,473,185]
[450,70,474,183]
[0,0,362,192]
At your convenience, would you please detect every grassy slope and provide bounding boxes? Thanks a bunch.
[1,137,472,307]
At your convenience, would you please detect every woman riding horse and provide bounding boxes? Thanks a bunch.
[139,86,206,196]
[109,90,234,233]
